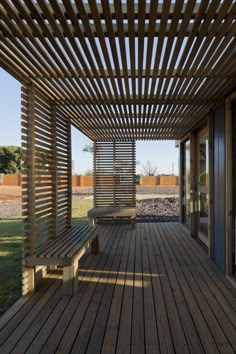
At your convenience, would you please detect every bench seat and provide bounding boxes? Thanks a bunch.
[88,207,136,228]
[25,224,99,295]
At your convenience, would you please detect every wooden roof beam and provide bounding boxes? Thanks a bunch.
[59,98,217,106]
[18,3,202,21]
[4,22,232,38]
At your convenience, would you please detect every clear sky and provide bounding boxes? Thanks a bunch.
[0,68,179,175]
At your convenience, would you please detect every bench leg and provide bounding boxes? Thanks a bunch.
[63,261,78,296]
[26,267,35,293]
[91,236,99,254]
[88,217,95,225]
[131,217,136,229]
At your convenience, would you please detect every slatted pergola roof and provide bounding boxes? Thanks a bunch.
[0,1,236,140]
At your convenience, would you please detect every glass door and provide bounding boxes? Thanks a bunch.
[197,128,209,246]
[183,140,191,228]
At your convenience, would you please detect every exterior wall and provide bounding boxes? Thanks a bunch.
[225,90,236,276]
[159,176,179,186]
[140,176,178,186]
[212,104,226,273]
[1,174,22,186]
[1,174,179,187]
[72,175,81,187]
[140,176,160,186]
[180,92,236,276]
[80,175,93,187]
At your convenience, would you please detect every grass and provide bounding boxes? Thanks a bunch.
[72,199,93,225]
[0,198,93,316]
[0,217,23,316]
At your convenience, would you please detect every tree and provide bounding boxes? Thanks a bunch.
[142,160,158,176]
[84,169,93,176]
[82,143,94,153]
[0,146,22,174]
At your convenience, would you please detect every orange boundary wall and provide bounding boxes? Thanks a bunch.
[1,174,178,187]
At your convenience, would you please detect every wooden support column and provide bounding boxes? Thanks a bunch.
[25,84,36,255]
[21,83,36,294]
[51,103,58,238]
[190,132,197,238]
[67,119,72,228]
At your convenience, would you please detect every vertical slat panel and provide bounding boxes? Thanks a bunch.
[94,141,136,208]
[21,84,72,294]
[56,106,72,233]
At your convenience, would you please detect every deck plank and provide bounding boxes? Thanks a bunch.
[101,226,132,354]
[71,225,127,353]
[151,223,190,354]
[157,223,206,354]
[131,222,145,354]
[0,223,235,354]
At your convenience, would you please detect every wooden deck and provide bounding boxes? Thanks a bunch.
[0,223,236,354]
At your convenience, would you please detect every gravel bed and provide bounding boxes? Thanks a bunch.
[136,197,179,222]
[0,199,22,219]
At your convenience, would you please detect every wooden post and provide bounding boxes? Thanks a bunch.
[67,119,72,228]
[26,84,36,255]
[51,103,58,238]
[21,83,36,294]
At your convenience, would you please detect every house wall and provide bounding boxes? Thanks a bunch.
[180,90,236,276]
[212,104,226,272]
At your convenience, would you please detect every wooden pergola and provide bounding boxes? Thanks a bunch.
[0,1,235,141]
[0,0,236,290]
[1,2,236,352]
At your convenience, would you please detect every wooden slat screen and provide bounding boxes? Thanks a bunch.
[1,1,235,141]
[55,106,72,235]
[94,141,136,208]
[21,84,71,255]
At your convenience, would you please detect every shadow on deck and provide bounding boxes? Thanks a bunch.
[0,223,235,354]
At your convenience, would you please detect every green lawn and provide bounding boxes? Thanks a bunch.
[0,218,23,316]
[0,198,93,316]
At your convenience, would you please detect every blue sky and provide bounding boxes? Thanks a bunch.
[0,68,179,175]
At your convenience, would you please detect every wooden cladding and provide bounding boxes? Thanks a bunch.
[94,141,136,208]
[0,1,236,140]
[21,84,71,255]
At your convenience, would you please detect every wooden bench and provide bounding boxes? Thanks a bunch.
[88,207,136,228]
[25,224,99,295]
